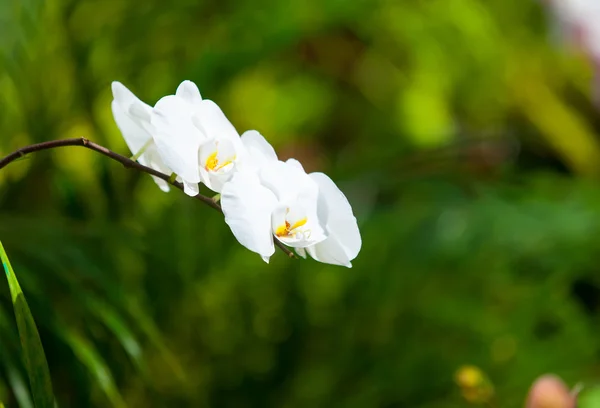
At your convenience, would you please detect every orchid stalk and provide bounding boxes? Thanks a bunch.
[0,79,362,267]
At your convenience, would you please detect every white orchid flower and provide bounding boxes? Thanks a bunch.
[150,81,245,196]
[111,81,172,192]
[221,150,361,267]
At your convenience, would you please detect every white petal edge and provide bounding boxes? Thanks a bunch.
[151,176,171,192]
[176,80,203,105]
[295,247,307,259]
[285,158,305,172]
[306,172,361,267]
[241,130,278,164]
[183,180,200,197]
[111,81,141,110]
[306,239,352,268]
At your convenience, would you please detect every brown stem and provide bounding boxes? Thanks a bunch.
[0,137,295,258]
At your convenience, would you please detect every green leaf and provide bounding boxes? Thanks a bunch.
[0,312,34,408]
[579,386,600,408]
[0,241,54,408]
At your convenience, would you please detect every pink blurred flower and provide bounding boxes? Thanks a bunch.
[543,0,600,104]
[526,375,576,408]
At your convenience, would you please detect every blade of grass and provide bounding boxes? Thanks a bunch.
[83,296,145,373]
[0,240,54,408]
[127,301,186,382]
[55,325,126,408]
[0,312,34,408]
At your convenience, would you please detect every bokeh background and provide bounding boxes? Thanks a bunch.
[1,0,600,406]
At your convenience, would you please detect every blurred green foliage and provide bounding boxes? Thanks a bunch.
[1,0,600,407]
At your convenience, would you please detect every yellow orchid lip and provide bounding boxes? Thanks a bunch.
[275,218,308,238]
[204,151,235,172]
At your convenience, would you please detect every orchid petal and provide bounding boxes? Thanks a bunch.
[306,172,361,266]
[182,180,200,197]
[221,171,279,260]
[285,158,305,172]
[111,100,149,156]
[259,160,318,203]
[111,82,151,117]
[111,83,171,192]
[203,172,233,193]
[241,130,278,165]
[193,100,239,142]
[295,247,307,259]
[198,165,212,191]
[306,238,353,268]
[129,101,152,125]
[143,144,172,192]
[152,95,203,184]
[176,80,202,105]
[111,83,153,153]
